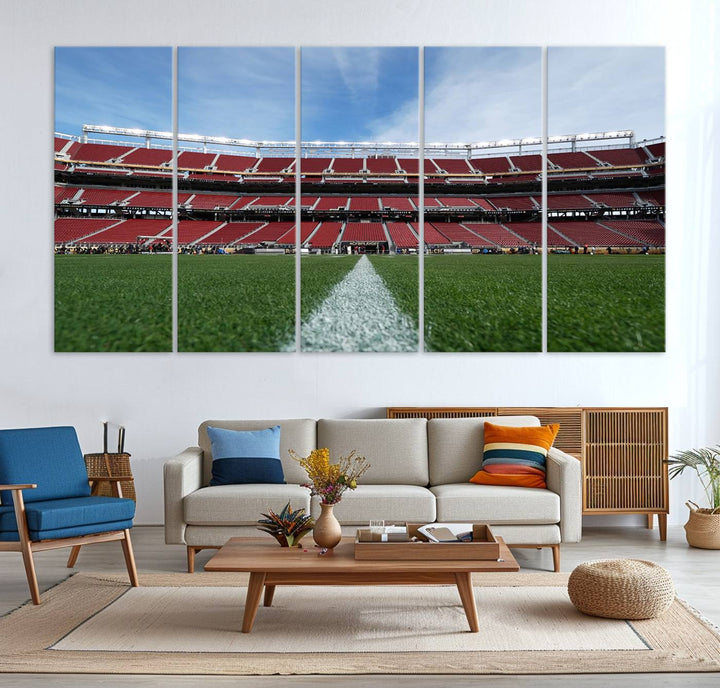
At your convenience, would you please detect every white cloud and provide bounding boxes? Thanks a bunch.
[331,48,383,103]
[548,47,665,140]
[423,47,541,144]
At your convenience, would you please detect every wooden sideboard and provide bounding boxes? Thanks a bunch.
[386,406,669,540]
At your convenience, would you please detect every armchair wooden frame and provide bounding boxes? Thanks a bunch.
[0,478,139,605]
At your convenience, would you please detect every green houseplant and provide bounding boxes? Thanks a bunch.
[666,446,720,549]
[257,502,314,547]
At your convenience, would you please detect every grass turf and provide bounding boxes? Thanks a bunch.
[55,254,172,352]
[424,254,542,352]
[547,253,665,352]
[367,255,419,325]
[300,255,359,320]
[178,254,295,352]
[54,252,665,353]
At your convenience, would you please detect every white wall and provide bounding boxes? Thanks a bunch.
[1,0,718,526]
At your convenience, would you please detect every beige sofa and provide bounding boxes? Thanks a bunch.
[164,417,582,572]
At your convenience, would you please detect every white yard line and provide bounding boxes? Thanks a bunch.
[298,255,418,352]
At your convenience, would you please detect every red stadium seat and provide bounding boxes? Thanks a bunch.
[342,223,386,242]
[348,197,381,211]
[120,148,173,167]
[197,222,265,245]
[430,222,492,247]
[315,197,349,210]
[600,221,665,247]
[307,222,342,248]
[463,223,529,248]
[54,217,120,243]
[386,222,419,248]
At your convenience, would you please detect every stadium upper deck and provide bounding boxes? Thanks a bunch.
[54,128,665,252]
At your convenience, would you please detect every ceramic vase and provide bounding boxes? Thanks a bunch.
[313,502,342,549]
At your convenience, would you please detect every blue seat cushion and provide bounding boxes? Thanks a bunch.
[0,427,91,505]
[0,519,134,542]
[0,496,135,539]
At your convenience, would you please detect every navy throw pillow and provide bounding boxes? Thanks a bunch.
[207,425,285,486]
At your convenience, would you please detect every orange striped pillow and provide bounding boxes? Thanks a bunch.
[469,422,559,489]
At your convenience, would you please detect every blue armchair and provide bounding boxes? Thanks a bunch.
[0,426,139,604]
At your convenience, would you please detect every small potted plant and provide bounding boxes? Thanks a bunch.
[257,502,315,547]
[666,446,720,549]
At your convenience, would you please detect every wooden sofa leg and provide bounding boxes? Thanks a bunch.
[121,529,140,587]
[19,539,41,605]
[551,545,560,573]
[11,488,41,605]
[187,546,196,574]
[66,545,81,568]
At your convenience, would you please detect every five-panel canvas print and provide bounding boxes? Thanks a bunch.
[54,47,665,353]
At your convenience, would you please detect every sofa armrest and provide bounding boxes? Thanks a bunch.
[163,447,203,545]
[546,447,582,543]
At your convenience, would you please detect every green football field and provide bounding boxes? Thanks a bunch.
[54,253,665,352]
[55,254,173,352]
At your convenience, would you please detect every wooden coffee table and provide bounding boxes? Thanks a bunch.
[204,536,519,633]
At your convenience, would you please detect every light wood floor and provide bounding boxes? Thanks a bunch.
[1,525,718,688]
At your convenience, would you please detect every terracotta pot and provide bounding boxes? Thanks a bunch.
[313,502,342,549]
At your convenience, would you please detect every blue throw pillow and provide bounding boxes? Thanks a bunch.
[207,425,285,486]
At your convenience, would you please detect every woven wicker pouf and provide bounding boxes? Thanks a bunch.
[568,559,675,619]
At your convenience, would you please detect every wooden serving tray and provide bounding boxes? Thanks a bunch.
[354,523,500,561]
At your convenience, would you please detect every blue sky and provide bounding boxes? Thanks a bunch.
[424,47,541,143]
[548,47,665,142]
[55,47,172,138]
[55,46,664,147]
[179,47,295,141]
[301,47,418,142]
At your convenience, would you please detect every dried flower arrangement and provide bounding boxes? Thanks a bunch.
[290,447,370,504]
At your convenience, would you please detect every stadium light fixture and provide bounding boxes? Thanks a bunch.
[79,124,638,156]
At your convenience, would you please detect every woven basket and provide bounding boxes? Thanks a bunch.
[568,559,675,619]
[684,501,720,549]
[84,453,136,501]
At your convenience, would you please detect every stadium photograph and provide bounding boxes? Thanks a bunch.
[54,46,664,353]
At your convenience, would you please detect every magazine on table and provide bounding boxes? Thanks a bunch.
[417,523,473,542]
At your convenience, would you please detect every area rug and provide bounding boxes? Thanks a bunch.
[1,572,719,675]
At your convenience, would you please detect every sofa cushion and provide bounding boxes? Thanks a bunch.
[430,483,560,524]
[317,419,428,485]
[0,426,91,505]
[312,485,436,525]
[427,416,540,486]
[0,520,135,542]
[470,422,559,489]
[207,425,285,486]
[184,484,311,526]
[198,420,316,487]
[489,524,561,546]
[0,495,134,541]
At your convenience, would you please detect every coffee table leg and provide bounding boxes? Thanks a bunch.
[455,572,479,633]
[242,572,266,633]
[263,584,276,607]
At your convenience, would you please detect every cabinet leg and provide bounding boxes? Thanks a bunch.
[646,513,654,529]
[658,513,667,541]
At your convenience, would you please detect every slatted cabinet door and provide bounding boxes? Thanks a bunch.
[387,406,669,539]
[386,407,497,420]
[583,408,668,515]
